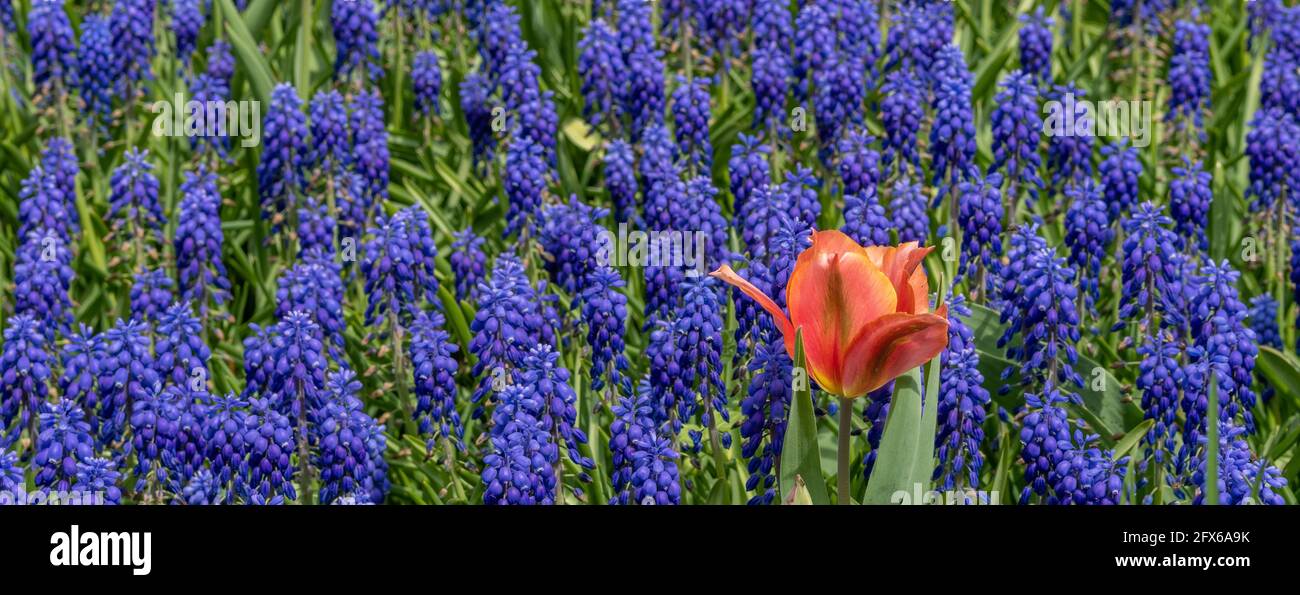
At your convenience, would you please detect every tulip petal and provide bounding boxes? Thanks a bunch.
[865,242,933,314]
[710,264,796,352]
[838,305,950,396]
[787,231,897,395]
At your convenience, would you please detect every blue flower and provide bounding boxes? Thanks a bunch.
[990,71,1043,206]
[78,15,114,133]
[793,1,833,103]
[998,246,1083,392]
[933,343,990,492]
[1167,20,1211,134]
[776,165,822,231]
[1249,294,1283,351]
[1099,139,1142,222]
[308,89,352,173]
[1169,159,1212,251]
[206,40,236,88]
[314,370,381,504]
[182,468,220,505]
[1193,420,1287,505]
[349,88,391,204]
[129,268,174,324]
[751,43,790,130]
[109,0,156,96]
[992,222,1048,309]
[578,19,625,128]
[929,46,977,200]
[276,255,348,361]
[189,73,231,158]
[110,148,166,243]
[266,311,329,418]
[1018,384,1072,503]
[751,0,791,51]
[1045,85,1094,191]
[331,0,382,81]
[297,198,336,257]
[879,68,924,177]
[740,326,791,504]
[622,43,666,136]
[889,176,930,244]
[73,458,122,505]
[258,84,309,225]
[1115,203,1184,331]
[500,44,541,109]
[175,165,231,311]
[1063,181,1114,311]
[481,381,557,505]
[884,0,953,76]
[468,254,558,406]
[361,207,440,327]
[582,266,630,396]
[0,448,22,492]
[477,1,523,81]
[814,56,865,157]
[410,311,462,452]
[837,129,880,199]
[154,302,211,391]
[514,90,559,163]
[615,0,655,56]
[957,172,1004,282]
[18,166,75,242]
[59,324,100,411]
[200,391,250,498]
[1137,330,1183,459]
[1187,262,1259,433]
[412,50,443,117]
[28,0,78,97]
[671,76,713,173]
[1245,108,1300,212]
[96,318,158,446]
[503,135,548,236]
[460,73,497,168]
[516,345,594,485]
[674,277,729,454]
[1259,45,1300,115]
[173,0,203,67]
[728,134,770,231]
[1018,8,1053,83]
[604,139,639,224]
[14,229,74,339]
[450,228,488,303]
[842,188,893,248]
[536,196,609,296]
[1,314,52,446]
[609,377,681,505]
[33,399,94,492]
[130,383,183,493]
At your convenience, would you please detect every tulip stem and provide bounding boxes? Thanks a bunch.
[838,397,852,505]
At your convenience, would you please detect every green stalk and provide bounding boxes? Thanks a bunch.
[837,396,851,505]
[443,436,467,503]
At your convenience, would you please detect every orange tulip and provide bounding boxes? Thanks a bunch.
[712,230,949,397]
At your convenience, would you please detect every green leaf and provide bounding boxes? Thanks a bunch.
[862,366,923,505]
[909,357,942,490]
[219,0,276,105]
[1255,347,1300,411]
[778,329,830,505]
[1111,419,1155,462]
